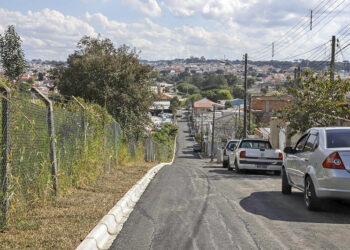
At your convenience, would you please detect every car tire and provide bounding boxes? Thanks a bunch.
[281,167,292,195]
[223,160,227,168]
[228,161,233,170]
[234,160,241,174]
[304,176,321,210]
[274,170,281,176]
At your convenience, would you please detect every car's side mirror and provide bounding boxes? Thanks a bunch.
[284,146,295,154]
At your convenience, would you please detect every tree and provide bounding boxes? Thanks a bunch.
[38,72,44,81]
[56,35,155,139]
[276,71,350,135]
[177,83,199,94]
[261,86,268,95]
[247,78,255,88]
[225,101,233,109]
[231,85,244,99]
[170,96,180,114]
[0,25,26,81]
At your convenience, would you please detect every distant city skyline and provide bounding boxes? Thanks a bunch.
[0,0,349,61]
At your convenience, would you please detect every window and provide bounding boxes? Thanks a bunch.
[240,140,272,149]
[304,134,318,152]
[227,141,238,150]
[295,135,309,152]
[326,129,350,148]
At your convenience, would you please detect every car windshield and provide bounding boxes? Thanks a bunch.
[326,129,350,148]
[227,141,238,150]
[240,140,272,149]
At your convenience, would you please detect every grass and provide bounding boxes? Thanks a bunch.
[0,161,157,249]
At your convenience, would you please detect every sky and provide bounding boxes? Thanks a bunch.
[0,0,349,61]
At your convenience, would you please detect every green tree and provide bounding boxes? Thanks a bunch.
[56,35,155,139]
[276,71,350,135]
[231,85,244,99]
[247,78,255,88]
[225,100,233,109]
[177,82,199,94]
[217,89,233,100]
[38,72,44,81]
[170,96,180,114]
[0,25,26,81]
[261,86,268,95]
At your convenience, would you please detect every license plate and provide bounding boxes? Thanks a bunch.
[256,165,267,168]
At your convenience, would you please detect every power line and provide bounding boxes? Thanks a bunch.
[250,0,337,59]
[253,0,349,61]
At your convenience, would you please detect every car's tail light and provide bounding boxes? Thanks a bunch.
[278,152,283,160]
[322,152,345,169]
[240,151,246,158]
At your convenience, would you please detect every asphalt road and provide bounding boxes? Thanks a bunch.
[110,118,350,250]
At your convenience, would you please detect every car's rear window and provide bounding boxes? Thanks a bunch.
[227,141,238,150]
[239,140,272,149]
[326,129,350,148]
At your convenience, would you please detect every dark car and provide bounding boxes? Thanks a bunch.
[193,144,201,152]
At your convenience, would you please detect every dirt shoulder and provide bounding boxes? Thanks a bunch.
[0,162,157,249]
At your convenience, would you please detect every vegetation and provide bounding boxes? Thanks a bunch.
[54,35,156,139]
[276,71,350,135]
[152,123,178,161]
[0,25,26,81]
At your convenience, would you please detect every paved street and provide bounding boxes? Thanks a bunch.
[111,118,350,250]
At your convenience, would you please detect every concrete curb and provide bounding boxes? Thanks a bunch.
[76,139,176,250]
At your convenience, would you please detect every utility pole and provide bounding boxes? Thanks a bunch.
[310,10,313,31]
[331,35,336,83]
[243,53,248,138]
[234,113,238,138]
[248,94,251,133]
[201,115,203,149]
[211,104,216,162]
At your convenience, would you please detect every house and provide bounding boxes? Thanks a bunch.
[193,98,215,115]
[251,96,293,124]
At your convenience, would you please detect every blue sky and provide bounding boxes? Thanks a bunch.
[0,0,349,61]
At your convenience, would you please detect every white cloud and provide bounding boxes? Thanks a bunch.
[0,2,349,61]
[123,0,162,17]
[0,8,95,60]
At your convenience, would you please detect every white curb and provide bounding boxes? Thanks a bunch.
[76,138,177,250]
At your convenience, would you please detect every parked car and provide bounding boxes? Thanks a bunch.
[282,127,350,210]
[193,144,201,152]
[228,139,283,175]
[223,139,239,168]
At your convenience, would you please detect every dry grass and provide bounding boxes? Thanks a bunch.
[0,161,157,249]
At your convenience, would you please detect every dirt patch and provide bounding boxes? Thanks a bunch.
[0,162,157,249]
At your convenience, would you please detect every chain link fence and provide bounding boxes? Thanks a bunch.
[0,88,121,227]
[0,87,174,229]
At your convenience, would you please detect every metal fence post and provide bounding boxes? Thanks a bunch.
[72,96,87,145]
[32,87,58,195]
[0,86,10,229]
[113,122,118,167]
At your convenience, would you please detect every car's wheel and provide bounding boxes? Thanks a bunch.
[227,160,233,170]
[281,167,292,195]
[223,160,227,168]
[304,176,321,210]
[234,160,241,173]
[274,170,281,176]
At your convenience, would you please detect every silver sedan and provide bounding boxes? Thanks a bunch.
[282,127,350,210]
